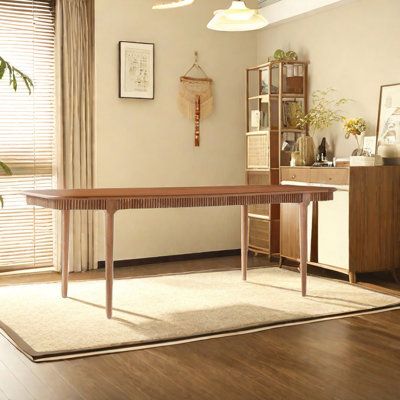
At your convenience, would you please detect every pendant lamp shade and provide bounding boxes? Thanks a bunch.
[207,1,268,32]
[152,0,194,10]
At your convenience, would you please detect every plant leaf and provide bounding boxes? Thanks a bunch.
[23,77,32,95]
[0,59,33,94]
[12,70,17,91]
[0,161,12,176]
[6,62,13,85]
[0,60,6,80]
[0,196,4,208]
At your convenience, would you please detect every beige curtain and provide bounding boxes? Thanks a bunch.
[55,0,97,272]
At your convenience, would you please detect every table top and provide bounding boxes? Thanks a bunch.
[24,185,335,210]
[24,185,335,199]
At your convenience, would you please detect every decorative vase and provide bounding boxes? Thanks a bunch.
[296,136,315,166]
[351,133,365,156]
[290,151,303,166]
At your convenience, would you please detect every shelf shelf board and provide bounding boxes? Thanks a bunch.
[249,214,280,221]
[248,94,269,101]
[246,167,279,172]
[246,130,269,136]
[247,60,309,72]
[281,93,305,99]
[281,128,306,133]
[248,93,305,101]
[248,213,270,221]
[248,245,271,254]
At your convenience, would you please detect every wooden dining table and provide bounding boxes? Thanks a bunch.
[24,185,335,318]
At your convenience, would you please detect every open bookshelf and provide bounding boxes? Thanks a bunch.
[245,60,308,258]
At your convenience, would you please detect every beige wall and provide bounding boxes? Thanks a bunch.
[94,0,398,262]
[95,0,257,261]
[258,0,400,157]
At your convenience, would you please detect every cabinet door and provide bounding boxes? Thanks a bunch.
[318,190,349,269]
[280,202,312,261]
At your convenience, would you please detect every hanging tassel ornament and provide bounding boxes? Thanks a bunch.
[178,52,214,147]
[194,95,201,146]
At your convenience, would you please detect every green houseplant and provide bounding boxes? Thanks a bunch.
[295,89,349,165]
[0,56,34,206]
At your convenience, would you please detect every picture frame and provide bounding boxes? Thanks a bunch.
[376,83,400,151]
[362,136,377,155]
[119,41,154,99]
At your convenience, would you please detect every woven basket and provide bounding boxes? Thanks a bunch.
[247,134,269,169]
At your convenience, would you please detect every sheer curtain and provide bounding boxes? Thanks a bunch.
[55,0,96,272]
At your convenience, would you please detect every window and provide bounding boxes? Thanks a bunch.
[0,0,55,270]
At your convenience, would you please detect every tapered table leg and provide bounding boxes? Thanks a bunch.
[61,210,70,298]
[241,205,249,281]
[105,203,117,319]
[299,195,311,296]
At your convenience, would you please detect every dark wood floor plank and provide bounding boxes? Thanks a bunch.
[13,342,84,400]
[52,357,134,400]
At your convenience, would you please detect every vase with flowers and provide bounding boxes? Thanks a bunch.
[343,118,367,156]
[295,89,349,165]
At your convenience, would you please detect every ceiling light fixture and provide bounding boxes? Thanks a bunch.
[152,0,194,10]
[207,1,268,32]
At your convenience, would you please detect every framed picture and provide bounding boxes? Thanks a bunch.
[376,83,400,150]
[363,136,377,155]
[119,41,154,99]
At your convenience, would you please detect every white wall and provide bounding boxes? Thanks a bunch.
[95,0,257,261]
[258,0,400,156]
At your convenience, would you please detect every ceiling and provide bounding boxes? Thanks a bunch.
[259,0,283,6]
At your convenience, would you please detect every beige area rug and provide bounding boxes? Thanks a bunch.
[0,267,399,362]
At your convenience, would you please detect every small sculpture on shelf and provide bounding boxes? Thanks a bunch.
[317,137,327,161]
[313,137,333,167]
[271,49,298,62]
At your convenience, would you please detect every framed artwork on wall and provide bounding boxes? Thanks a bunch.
[119,41,154,99]
[376,83,400,148]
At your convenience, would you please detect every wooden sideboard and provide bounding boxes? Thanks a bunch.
[280,166,400,282]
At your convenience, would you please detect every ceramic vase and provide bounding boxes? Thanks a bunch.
[297,136,315,166]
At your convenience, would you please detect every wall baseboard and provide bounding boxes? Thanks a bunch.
[97,249,241,269]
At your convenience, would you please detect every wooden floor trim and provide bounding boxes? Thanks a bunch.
[97,249,241,269]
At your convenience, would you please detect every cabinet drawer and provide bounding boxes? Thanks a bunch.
[310,168,349,185]
[281,168,310,183]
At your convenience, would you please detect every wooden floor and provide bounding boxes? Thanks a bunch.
[0,256,399,400]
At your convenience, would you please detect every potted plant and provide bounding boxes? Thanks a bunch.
[344,118,367,155]
[296,89,349,165]
[0,56,33,206]
[344,118,377,166]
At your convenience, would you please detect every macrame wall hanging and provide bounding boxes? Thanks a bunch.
[178,52,213,146]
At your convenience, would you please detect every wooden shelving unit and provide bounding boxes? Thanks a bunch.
[245,60,308,258]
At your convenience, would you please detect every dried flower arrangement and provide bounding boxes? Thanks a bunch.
[344,118,367,155]
[296,89,349,136]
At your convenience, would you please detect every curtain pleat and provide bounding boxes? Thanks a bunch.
[55,0,96,272]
